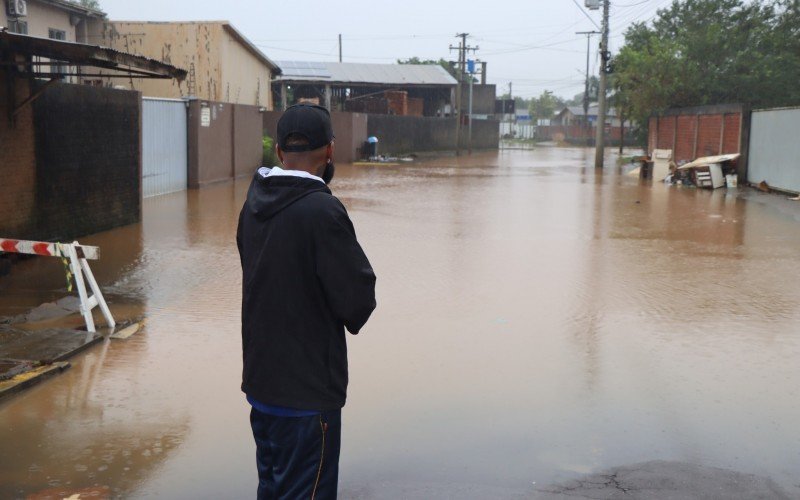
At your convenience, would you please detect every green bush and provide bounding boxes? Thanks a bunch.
[262,135,279,167]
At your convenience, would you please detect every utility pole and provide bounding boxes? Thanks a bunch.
[594,0,610,168]
[338,34,342,62]
[577,30,599,145]
[450,33,479,156]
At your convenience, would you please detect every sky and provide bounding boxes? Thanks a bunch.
[97,0,676,100]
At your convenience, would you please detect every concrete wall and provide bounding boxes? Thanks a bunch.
[233,104,266,177]
[368,114,499,154]
[0,76,142,241]
[748,107,800,193]
[459,84,496,115]
[220,27,272,108]
[262,111,496,160]
[14,0,77,40]
[648,104,747,179]
[188,100,264,186]
[262,111,368,165]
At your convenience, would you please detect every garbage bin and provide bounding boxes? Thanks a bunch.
[365,136,379,158]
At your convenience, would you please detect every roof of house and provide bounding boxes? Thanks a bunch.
[0,28,186,80]
[275,61,458,86]
[560,104,617,117]
[221,23,280,74]
[106,21,280,74]
[36,0,106,17]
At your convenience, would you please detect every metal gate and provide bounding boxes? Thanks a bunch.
[142,98,187,198]
[748,107,800,194]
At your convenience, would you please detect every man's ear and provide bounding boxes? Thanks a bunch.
[327,141,335,162]
[275,144,284,165]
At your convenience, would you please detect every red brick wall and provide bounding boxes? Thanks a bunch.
[384,91,408,116]
[674,115,696,162]
[1,76,142,242]
[0,71,37,238]
[648,106,744,164]
[657,116,676,151]
[697,114,723,157]
[722,114,741,154]
[407,98,424,117]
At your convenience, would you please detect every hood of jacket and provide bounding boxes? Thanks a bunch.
[246,167,330,220]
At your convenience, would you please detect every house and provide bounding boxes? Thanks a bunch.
[554,104,621,127]
[3,0,106,84]
[274,61,458,117]
[3,0,105,40]
[97,21,281,107]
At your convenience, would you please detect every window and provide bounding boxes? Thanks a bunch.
[47,29,69,78]
[48,29,67,41]
[9,20,28,34]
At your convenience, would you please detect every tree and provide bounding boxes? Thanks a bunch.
[397,57,459,79]
[76,0,100,9]
[528,90,564,121]
[613,0,800,128]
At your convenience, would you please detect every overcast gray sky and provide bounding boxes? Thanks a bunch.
[98,0,675,100]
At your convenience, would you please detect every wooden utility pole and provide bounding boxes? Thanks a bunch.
[450,33,478,156]
[594,0,610,168]
[338,34,342,62]
[577,30,599,144]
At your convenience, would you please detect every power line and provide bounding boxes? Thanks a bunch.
[570,0,602,30]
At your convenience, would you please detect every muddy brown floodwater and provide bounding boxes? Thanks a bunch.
[1,146,799,499]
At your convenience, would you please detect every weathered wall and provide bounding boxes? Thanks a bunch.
[647,104,746,178]
[748,107,800,193]
[99,22,274,107]
[188,100,264,186]
[99,21,216,100]
[0,77,142,241]
[220,26,272,107]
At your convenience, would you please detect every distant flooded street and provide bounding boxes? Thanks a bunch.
[1,146,799,498]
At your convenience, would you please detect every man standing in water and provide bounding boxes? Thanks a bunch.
[236,104,377,499]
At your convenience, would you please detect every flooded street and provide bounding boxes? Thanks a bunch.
[1,146,799,498]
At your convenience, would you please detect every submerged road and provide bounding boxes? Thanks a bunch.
[0,146,798,498]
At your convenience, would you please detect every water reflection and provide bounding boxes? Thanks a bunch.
[0,146,798,498]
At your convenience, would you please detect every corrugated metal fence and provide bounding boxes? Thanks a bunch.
[142,98,187,198]
[748,107,800,194]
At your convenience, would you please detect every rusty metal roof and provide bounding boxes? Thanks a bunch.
[0,29,186,80]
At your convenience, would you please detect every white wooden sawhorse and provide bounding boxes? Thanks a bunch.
[0,238,115,333]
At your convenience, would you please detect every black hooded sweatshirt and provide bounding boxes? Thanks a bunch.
[236,170,376,411]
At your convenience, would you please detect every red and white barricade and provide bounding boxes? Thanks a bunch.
[0,238,115,333]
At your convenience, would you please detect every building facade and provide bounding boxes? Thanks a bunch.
[97,21,279,107]
[3,0,105,41]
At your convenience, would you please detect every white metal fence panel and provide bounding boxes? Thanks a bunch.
[142,98,187,198]
[748,107,800,193]
[499,122,535,140]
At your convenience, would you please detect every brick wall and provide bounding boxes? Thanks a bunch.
[0,76,142,242]
[648,105,746,176]
[32,83,142,241]
[407,98,424,117]
[384,91,408,116]
[0,70,37,238]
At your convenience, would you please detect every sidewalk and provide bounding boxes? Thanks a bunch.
[0,298,103,401]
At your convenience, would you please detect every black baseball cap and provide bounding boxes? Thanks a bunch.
[277,104,335,152]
